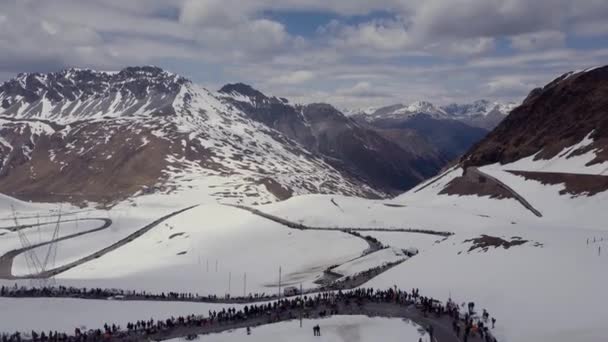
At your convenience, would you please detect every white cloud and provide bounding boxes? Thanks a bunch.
[425,37,496,56]
[0,0,607,108]
[326,18,413,52]
[510,31,566,51]
[179,0,253,28]
[337,81,387,98]
[269,70,315,85]
[486,75,540,97]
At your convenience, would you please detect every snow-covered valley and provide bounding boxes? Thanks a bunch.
[1,133,607,342]
[1,65,607,342]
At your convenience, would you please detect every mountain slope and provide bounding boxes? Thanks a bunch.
[442,99,517,129]
[350,99,514,165]
[0,67,381,204]
[411,65,608,218]
[219,85,445,193]
[463,66,608,168]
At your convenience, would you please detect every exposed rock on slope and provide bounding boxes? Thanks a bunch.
[463,66,608,168]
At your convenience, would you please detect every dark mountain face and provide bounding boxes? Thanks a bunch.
[463,65,608,168]
[300,103,439,191]
[220,87,446,193]
[353,113,489,163]
[219,84,317,149]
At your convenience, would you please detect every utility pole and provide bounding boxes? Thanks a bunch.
[206,259,209,273]
[243,273,247,297]
[215,259,218,272]
[228,272,232,295]
[300,282,303,328]
[278,266,282,299]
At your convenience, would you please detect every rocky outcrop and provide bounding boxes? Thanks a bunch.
[463,66,608,168]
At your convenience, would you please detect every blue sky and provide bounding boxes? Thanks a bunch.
[0,0,607,108]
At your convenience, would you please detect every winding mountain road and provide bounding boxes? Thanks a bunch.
[228,204,453,236]
[120,300,485,342]
[0,205,198,279]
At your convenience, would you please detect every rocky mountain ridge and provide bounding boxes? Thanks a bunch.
[0,67,385,204]
[463,65,608,168]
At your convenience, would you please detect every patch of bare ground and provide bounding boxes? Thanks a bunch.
[508,170,608,196]
[254,177,293,200]
[439,169,514,199]
[462,235,542,253]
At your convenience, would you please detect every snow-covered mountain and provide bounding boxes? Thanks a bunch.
[352,101,449,121]
[1,66,607,342]
[0,67,385,204]
[442,99,516,118]
[0,67,460,205]
[217,83,447,193]
[348,99,516,129]
[442,99,518,129]
[252,65,608,342]
[346,98,517,163]
[341,106,379,117]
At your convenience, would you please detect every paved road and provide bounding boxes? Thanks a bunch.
[119,300,487,342]
[0,218,112,279]
[0,206,198,279]
[229,204,453,236]
[469,167,543,217]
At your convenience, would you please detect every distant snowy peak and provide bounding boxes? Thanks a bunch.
[351,101,448,121]
[341,106,379,117]
[397,101,447,118]
[348,99,518,130]
[442,100,517,118]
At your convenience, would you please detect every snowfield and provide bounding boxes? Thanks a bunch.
[168,315,429,342]
[1,133,608,342]
[5,204,368,295]
[0,297,235,334]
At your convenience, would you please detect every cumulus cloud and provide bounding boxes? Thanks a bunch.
[510,31,566,51]
[323,18,413,52]
[269,70,315,85]
[179,0,253,28]
[337,82,388,98]
[486,75,540,97]
[0,0,607,107]
[411,0,567,39]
